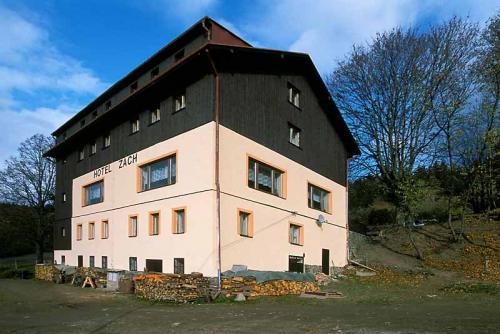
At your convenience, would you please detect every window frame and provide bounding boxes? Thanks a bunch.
[172,207,186,234]
[89,256,95,268]
[61,226,66,237]
[288,123,301,147]
[105,100,112,111]
[237,208,254,238]
[150,66,159,79]
[82,179,104,206]
[129,257,137,271]
[103,134,111,149]
[130,118,140,134]
[307,182,332,214]
[174,258,184,274]
[128,215,138,237]
[62,192,67,203]
[76,224,82,240]
[78,147,85,161]
[90,141,97,155]
[102,256,108,269]
[149,211,160,236]
[173,91,186,112]
[136,152,177,193]
[101,220,109,239]
[287,83,300,109]
[150,105,161,124]
[288,222,304,246]
[247,155,287,198]
[130,81,138,93]
[88,222,95,240]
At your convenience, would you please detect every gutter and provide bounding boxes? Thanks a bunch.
[205,45,223,291]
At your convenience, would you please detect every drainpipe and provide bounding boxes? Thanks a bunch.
[345,157,351,263]
[206,48,222,291]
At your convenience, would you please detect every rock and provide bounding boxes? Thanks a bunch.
[234,293,246,302]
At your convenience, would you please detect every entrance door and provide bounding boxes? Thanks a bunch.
[322,249,330,275]
[77,255,83,268]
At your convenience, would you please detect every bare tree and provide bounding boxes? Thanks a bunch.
[0,134,55,263]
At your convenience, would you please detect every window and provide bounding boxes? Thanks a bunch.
[129,257,137,271]
[90,142,97,155]
[289,223,303,246]
[150,106,160,124]
[78,255,83,267]
[288,83,300,108]
[174,258,184,274]
[139,155,176,191]
[61,227,66,237]
[102,256,108,269]
[76,224,82,240]
[248,158,284,197]
[62,192,67,203]
[92,110,98,119]
[88,222,95,240]
[174,92,186,112]
[105,100,112,111]
[172,208,186,234]
[78,147,85,161]
[62,132,67,140]
[150,66,159,79]
[237,209,253,237]
[101,220,109,239]
[288,255,304,273]
[130,118,140,134]
[83,180,104,206]
[130,81,138,93]
[89,256,95,268]
[149,212,160,236]
[103,134,111,148]
[80,119,86,128]
[61,255,65,265]
[289,124,301,147]
[174,49,185,61]
[308,183,331,213]
[128,215,138,237]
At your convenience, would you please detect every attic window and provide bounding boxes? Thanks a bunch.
[105,101,112,111]
[288,83,300,108]
[80,119,86,128]
[92,110,98,119]
[150,66,159,79]
[174,49,185,61]
[130,81,138,93]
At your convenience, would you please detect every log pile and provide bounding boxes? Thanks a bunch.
[35,264,59,281]
[75,267,107,287]
[133,273,210,302]
[221,276,319,297]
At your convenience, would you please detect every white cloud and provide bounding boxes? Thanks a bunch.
[0,5,107,163]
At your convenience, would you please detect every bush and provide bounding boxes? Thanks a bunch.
[0,264,34,279]
[368,208,396,226]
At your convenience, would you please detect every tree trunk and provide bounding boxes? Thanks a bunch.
[406,226,424,260]
[447,197,458,241]
[35,241,44,264]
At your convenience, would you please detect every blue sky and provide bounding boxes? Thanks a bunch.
[0,0,498,163]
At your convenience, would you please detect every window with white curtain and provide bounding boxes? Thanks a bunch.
[308,183,330,212]
[248,158,283,197]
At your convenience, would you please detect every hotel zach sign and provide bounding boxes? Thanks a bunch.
[93,153,137,178]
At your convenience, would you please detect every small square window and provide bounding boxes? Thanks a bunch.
[174,258,184,274]
[150,66,159,79]
[78,148,85,161]
[149,212,160,236]
[76,224,82,240]
[175,49,185,61]
[150,106,160,124]
[90,142,97,155]
[289,124,301,147]
[172,208,186,234]
[103,134,111,148]
[129,257,137,271]
[174,92,186,112]
[288,83,300,108]
[289,223,303,246]
[131,119,140,134]
[130,81,138,93]
[89,256,95,268]
[105,100,112,111]
[129,216,138,237]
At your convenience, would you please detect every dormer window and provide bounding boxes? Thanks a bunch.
[130,81,138,93]
[150,66,159,79]
[175,49,185,61]
[105,100,112,111]
[288,83,300,108]
[174,92,186,112]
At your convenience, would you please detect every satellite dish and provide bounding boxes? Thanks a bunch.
[317,214,327,226]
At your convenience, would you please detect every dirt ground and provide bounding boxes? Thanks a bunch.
[1,278,499,334]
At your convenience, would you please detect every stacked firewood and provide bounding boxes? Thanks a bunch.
[75,267,107,287]
[35,264,59,281]
[133,273,210,302]
[221,276,319,297]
